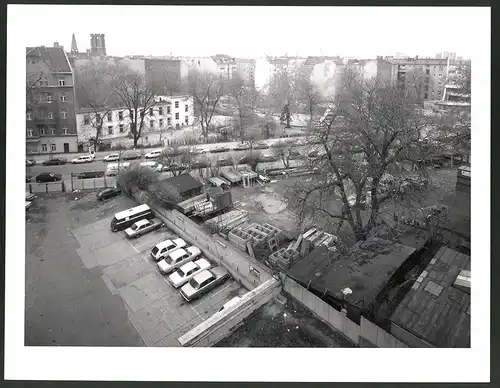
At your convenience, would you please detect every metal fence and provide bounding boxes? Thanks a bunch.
[27,181,66,193]
[70,176,117,191]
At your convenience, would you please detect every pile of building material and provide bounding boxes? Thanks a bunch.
[228,222,285,260]
[204,209,249,234]
[267,247,301,270]
[299,228,338,257]
[176,193,209,215]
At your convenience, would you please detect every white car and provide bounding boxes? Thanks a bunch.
[150,238,187,262]
[71,155,94,164]
[192,147,206,155]
[124,218,163,239]
[104,153,120,162]
[157,246,202,274]
[168,258,212,288]
[144,150,162,159]
[139,161,163,172]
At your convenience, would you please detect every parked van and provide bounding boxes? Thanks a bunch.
[110,204,154,232]
[106,162,130,177]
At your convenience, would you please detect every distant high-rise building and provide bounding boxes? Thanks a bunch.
[436,51,457,60]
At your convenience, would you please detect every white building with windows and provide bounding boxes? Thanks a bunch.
[75,95,194,151]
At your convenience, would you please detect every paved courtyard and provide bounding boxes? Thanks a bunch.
[26,191,244,347]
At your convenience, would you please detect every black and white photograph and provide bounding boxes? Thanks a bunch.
[5,3,490,383]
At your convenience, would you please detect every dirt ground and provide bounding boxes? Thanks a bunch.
[228,167,462,248]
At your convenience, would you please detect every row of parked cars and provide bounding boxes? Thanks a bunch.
[111,204,230,302]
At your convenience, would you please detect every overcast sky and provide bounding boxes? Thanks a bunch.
[14,5,483,59]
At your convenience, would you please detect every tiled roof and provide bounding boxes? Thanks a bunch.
[153,173,203,194]
[26,46,71,72]
[390,246,470,348]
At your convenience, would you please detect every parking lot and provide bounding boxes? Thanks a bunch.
[26,190,245,347]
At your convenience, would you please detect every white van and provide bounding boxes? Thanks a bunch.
[106,162,130,176]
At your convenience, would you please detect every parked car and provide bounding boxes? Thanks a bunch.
[157,246,202,274]
[258,155,278,163]
[124,218,163,239]
[289,150,303,160]
[252,142,269,150]
[150,238,187,262]
[217,158,232,167]
[144,149,163,159]
[71,155,94,164]
[121,151,142,160]
[234,142,250,151]
[162,162,181,172]
[180,266,230,302]
[168,258,212,288]
[26,175,32,183]
[257,174,271,184]
[35,173,62,183]
[77,171,105,179]
[106,162,130,177]
[42,157,67,166]
[96,187,122,201]
[192,147,206,155]
[26,159,36,167]
[103,153,120,162]
[211,146,229,153]
[308,150,319,158]
[26,201,33,210]
[191,161,209,169]
[26,192,37,201]
[139,161,163,172]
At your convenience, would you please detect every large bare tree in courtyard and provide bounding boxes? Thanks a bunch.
[227,74,258,143]
[113,69,158,148]
[285,73,435,242]
[189,69,225,143]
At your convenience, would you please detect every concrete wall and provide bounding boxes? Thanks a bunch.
[281,275,410,347]
[178,278,281,347]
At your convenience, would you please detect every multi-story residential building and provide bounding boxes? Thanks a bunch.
[434,60,471,113]
[75,95,194,150]
[385,57,449,101]
[254,56,307,91]
[144,59,189,95]
[211,54,237,79]
[234,58,256,88]
[436,51,457,60]
[26,44,78,154]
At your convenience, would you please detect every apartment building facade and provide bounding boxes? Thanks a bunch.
[144,58,189,95]
[75,95,194,150]
[234,58,256,88]
[26,45,78,154]
[385,57,449,101]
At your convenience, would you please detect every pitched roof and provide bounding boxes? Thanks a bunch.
[26,46,71,72]
[390,246,470,348]
[154,173,203,194]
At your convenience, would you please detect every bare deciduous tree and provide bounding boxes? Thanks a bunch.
[113,69,158,148]
[189,69,225,143]
[295,65,322,127]
[158,146,196,177]
[228,74,258,143]
[272,140,300,169]
[284,74,435,242]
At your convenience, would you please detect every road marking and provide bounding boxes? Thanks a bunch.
[125,238,150,264]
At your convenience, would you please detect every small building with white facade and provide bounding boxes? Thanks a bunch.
[76,95,194,151]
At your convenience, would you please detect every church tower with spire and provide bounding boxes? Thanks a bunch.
[71,33,78,56]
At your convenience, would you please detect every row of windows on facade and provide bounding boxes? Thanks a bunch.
[40,143,57,152]
[95,116,190,135]
[34,93,69,103]
[27,127,68,137]
[83,103,189,125]
[26,111,68,120]
[34,78,68,87]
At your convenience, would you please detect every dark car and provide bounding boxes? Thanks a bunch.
[211,146,229,153]
[42,157,67,166]
[26,159,36,167]
[77,171,105,179]
[96,187,122,201]
[308,150,319,158]
[258,155,278,163]
[26,175,32,183]
[191,161,209,169]
[289,151,303,160]
[121,151,142,160]
[36,173,62,183]
[217,158,233,167]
